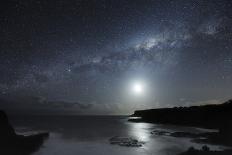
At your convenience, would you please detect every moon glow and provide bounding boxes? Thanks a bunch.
[132,82,144,94]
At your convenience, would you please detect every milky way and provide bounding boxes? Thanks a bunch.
[0,0,232,114]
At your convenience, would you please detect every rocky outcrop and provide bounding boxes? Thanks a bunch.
[0,110,49,155]
[109,136,144,147]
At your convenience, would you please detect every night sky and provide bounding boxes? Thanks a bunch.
[0,0,232,115]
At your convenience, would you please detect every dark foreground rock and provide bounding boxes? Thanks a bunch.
[0,110,49,155]
[179,146,232,155]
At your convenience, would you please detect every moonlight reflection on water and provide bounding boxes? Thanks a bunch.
[128,122,152,142]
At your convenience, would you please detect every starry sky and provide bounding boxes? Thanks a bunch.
[0,0,232,115]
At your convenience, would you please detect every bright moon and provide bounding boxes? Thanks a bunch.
[132,82,144,94]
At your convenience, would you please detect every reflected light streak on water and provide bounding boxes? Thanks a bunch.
[128,122,153,142]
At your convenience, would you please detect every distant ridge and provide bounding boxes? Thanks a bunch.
[130,99,232,129]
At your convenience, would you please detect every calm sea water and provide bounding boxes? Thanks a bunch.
[9,116,225,155]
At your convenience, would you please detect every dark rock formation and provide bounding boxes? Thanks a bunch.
[0,110,49,155]
[109,136,144,147]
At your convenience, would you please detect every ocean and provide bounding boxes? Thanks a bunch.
[9,115,225,155]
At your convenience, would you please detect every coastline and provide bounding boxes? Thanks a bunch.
[129,100,232,154]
